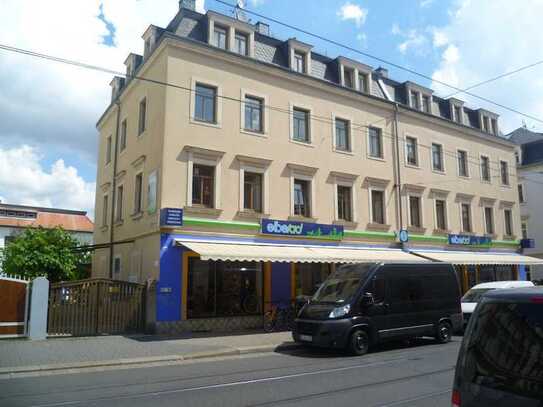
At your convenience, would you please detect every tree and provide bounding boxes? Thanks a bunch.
[0,226,90,282]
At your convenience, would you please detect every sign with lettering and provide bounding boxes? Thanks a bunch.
[261,219,344,241]
[520,238,535,249]
[160,208,183,227]
[448,234,491,246]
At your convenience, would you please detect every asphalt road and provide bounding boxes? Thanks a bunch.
[0,336,461,407]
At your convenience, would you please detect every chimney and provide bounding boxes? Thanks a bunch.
[375,67,388,78]
[179,0,195,11]
[255,21,270,36]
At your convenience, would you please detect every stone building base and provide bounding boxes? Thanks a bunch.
[156,315,263,334]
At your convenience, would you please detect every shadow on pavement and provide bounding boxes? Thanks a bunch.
[124,329,279,342]
[275,336,461,359]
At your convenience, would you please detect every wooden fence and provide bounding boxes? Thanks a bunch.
[48,279,145,336]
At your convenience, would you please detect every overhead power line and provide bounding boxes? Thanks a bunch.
[214,0,543,125]
[3,42,542,187]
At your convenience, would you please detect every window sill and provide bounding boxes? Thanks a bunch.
[405,163,420,169]
[480,180,492,184]
[131,211,144,221]
[190,117,222,129]
[431,169,446,175]
[367,155,386,162]
[333,219,358,229]
[137,130,147,139]
[500,184,512,189]
[235,210,269,221]
[333,148,354,156]
[502,235,517,241]
[100,225,109,232]
[241,129,268,138]
[366,222,391,231]
[289,139,314,148]
[485,233,498,239]
[407,226,426,234]
[432,229,450,236]
[288,215,317,222]
[184,205,222,218]
[114,219,124,227]
[458,175,471,180]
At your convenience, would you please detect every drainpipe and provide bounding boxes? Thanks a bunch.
[393,103,404,236]
[109,100,121,279]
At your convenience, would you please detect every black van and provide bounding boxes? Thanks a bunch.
[292,262,462,355]
[451,287,543,407]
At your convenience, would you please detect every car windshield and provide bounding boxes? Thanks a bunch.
[462,288,495,303]
[311,264,373,303]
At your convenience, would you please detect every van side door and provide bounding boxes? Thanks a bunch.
[380,265,414,338]
[362,271,388,336]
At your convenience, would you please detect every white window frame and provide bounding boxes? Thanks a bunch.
[288,41,311,74]
[518,183,526,204]
[332,173,358,223]
[367,126,385,161]
[289,102,314,146]
[456,149,470,178]
[407,193,424,229]
[190,77,223,129]
[433,197,449,231]
[482,205,495,235]
[459,201,473,233]
[404,134,420,168]
[113,254,122,275]
[238,160,270,214]
[240,89,269,137]
[503,208,514,237]
[289,167,316,218]
[133,171,144,215]
[499,159,510,186]
[479,154,491,183]
[332,114,353,154]
[186,150,223,209]
[431,142,445,173]
[368,186,388,225]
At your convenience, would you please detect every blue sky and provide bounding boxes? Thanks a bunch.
[1,0,543,217]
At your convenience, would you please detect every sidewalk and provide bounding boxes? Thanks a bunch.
[0,331,298,377]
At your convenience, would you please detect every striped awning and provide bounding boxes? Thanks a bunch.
[175,240,427,263]
[410,250,543,265]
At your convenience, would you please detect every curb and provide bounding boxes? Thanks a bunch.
[0,342,302,378]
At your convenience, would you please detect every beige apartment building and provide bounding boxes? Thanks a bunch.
[93,0,542,333]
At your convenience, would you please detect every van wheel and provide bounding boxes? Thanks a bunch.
[435,321,452,344]
[348,329,369,356]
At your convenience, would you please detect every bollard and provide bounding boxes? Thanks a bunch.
[28,276,49,340]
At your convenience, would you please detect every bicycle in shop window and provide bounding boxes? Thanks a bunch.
[263,298,309,332]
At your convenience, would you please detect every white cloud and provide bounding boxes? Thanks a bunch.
[431,0,543,132]
[0,146,96,218]
[432,29,448,48]
[395,29,427,55]
[356,33,367,48]
[420,0,434,7]
[247,0,265,6]
[337,2,368,27]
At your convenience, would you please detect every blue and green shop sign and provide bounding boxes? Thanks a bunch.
[261,219,344,241]
[448,234,491,246]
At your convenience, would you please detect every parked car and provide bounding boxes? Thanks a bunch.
[452,287,543,406]
[292,262,462,355]
[461,280,535,329]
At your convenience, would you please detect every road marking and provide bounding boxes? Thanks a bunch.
[374,388,451,406]
[31,357,410,407]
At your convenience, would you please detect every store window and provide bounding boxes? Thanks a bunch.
[192,164,214,207]
[187,259,263,318]
[295,263,332,297]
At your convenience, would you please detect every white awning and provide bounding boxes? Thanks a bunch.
[411,250,543,265]
[175,240,427,263]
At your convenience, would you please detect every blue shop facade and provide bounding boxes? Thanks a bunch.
[154,209,535,334]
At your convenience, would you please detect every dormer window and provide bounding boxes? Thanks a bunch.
[359,72,369,94]
[213,25,228,49]
[491,118,498,135]
[483,116,490,133]
[144,38,151,58]
[422,95,431,113]
[294,51,305,73]
[344,68,354,89]
[410,90,420,110]
[234,31,248,55]
[454,105,462,124]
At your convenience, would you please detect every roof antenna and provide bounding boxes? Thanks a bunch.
[235,0,249,22]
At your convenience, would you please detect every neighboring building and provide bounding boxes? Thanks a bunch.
[507,127,543,280]
[0,203,94,250]
[93,1,541,333]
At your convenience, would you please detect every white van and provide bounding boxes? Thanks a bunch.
[461,280,534,327]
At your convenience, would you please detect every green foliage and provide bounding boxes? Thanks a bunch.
[0,227,90,282]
